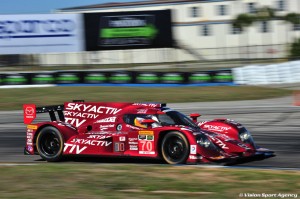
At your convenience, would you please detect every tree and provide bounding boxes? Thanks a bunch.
[282,13,300,26]
[232,5,300,60]
[281,13,300,59]
[255,6,275,21]
[232,13,254,32]
[232,7,276,59]
[232,6,275,32]
[290,38,300,60]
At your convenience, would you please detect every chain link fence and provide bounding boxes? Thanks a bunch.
[0,44,294,69]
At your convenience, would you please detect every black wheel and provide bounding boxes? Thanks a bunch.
[36,126,64,162]
[161,131,189,164]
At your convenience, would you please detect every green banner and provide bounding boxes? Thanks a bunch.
[4,77,27,83]
[100,25,157,39]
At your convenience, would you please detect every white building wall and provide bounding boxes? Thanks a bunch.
[288,0,300,13]
[41,0,300,65]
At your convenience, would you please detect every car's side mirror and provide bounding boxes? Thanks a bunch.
[190,113,201,122]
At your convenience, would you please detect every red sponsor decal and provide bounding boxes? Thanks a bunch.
[23,104,36,124]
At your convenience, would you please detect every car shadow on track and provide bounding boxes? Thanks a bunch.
[33,155,275,167]
[34,155,165,164]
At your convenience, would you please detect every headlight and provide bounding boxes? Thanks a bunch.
[196,134,211,148]
[239,128,252,142]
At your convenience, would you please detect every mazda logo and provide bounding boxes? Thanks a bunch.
[25,107,34,115]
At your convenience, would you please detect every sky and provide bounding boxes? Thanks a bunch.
[0,0,142,14]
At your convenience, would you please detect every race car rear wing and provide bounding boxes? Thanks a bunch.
[23,100,84,124]
[36,105,65,122]
[24,100,166,124]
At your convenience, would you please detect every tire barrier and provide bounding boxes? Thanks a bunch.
[233,61,300,85]
[0,69,233,86]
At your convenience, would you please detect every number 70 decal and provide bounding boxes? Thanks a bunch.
[139,140,155,154]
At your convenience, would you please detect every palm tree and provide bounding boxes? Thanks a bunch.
[232,6,300,60]
[282,13,300,59]
[232,6,275,60]
[232,14,254,32]
[255,6,275,21]
[282,12,300,40]
[283,13,300,26]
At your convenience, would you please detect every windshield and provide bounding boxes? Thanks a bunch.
[157,111,199,129]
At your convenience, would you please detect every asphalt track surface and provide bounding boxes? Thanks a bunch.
[0,96,299,168]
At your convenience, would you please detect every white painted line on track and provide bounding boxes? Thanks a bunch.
[0,84,55,89]
[0,162,298,170]
[173,105,299,109]
[187,164,300,171]
[0,163,38,166]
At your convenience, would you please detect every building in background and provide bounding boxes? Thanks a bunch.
[37,0,300,65]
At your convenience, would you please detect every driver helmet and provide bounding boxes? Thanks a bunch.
[134,117,147,128]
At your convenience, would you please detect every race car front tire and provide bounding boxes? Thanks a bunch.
[161,131,189,164]
[36,126,64,162]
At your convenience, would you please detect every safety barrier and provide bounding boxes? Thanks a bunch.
[233,61,300,85]
[0,69,234,87]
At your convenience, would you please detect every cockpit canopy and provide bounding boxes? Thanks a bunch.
[123,110,199,129]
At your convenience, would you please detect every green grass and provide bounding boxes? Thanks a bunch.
[0,164,298,199]
[0,86,292,111]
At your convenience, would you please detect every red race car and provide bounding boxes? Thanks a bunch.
[23,101,274,164]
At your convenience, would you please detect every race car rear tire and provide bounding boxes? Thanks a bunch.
[161,131,189,164]
[36,126,64,162]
